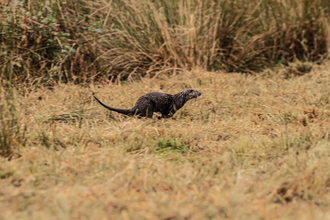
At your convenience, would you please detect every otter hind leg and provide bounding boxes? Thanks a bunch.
[146,104,155,118]
[147,109,154,118]
[145,100,156,118]
[135,103,155,118]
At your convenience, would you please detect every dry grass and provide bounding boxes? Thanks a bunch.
[2,64,330,219]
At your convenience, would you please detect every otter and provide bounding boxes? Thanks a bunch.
[94,89,201,118]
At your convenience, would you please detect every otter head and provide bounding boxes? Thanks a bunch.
[171,89,202,113]
[183,89,202,101]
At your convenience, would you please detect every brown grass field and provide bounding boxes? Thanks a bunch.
[2,64,330,219]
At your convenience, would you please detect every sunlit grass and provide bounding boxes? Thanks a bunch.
[1,64,330,218]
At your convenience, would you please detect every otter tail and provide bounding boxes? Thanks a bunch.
[93,96,132,115]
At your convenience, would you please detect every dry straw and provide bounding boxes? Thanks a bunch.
[1,63,330,218]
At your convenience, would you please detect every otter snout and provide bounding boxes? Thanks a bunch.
[193,91,201,97]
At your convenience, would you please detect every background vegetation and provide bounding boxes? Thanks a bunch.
[1,0,330,83]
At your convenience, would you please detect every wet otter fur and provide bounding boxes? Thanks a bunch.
[93,89,201,118]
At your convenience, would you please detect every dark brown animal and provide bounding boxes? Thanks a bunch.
[93,89,201,118]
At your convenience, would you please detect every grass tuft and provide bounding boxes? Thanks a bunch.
[0,82,26,158]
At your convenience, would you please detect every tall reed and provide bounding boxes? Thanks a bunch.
[1,0,330,82]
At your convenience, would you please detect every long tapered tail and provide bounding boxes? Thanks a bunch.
[93,96,132,115]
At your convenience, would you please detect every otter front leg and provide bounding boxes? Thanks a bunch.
[158,114,173,119]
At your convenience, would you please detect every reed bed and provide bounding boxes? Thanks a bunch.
[1,0,330,82]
